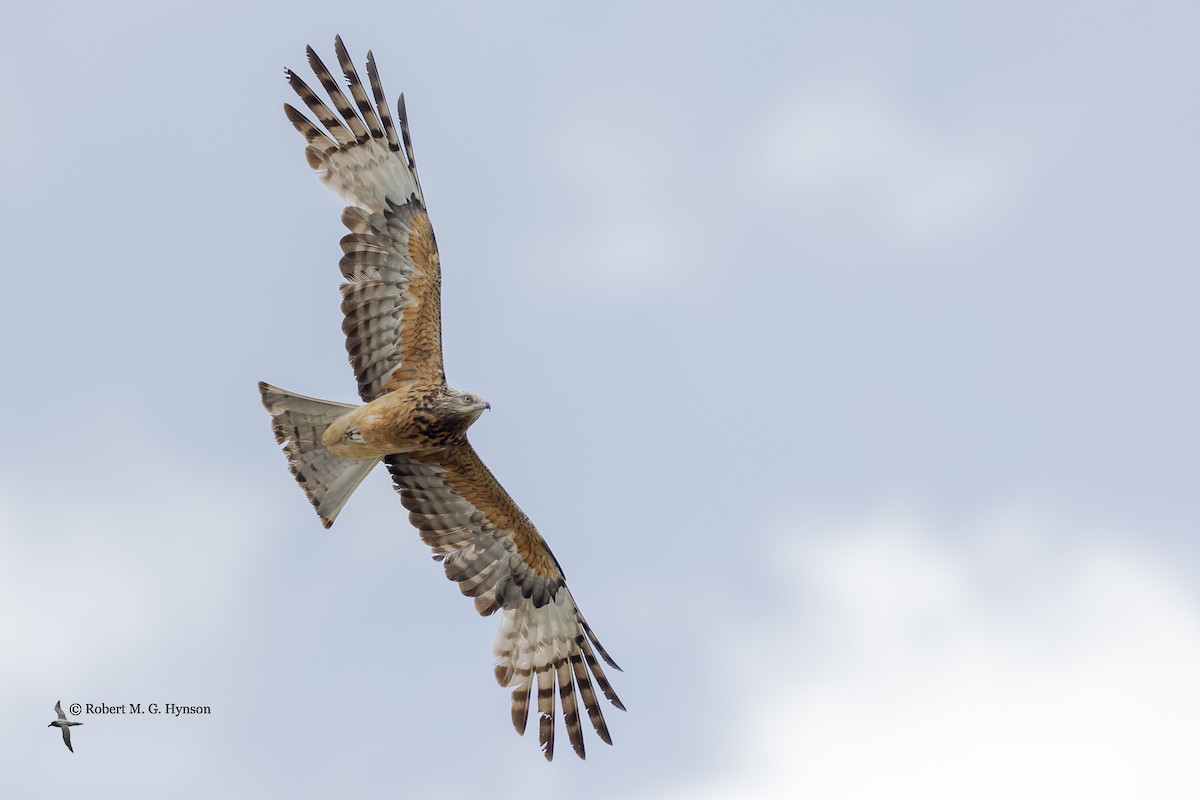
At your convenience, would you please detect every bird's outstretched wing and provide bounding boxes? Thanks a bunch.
[54,700,66,721]
[385,446,625,760]
[285,37,444,400]
[61,727,74,753]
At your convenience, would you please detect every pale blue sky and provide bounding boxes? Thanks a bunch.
[3,1,1198,797]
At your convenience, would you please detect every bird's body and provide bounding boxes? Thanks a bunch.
[321,384,488,459]
[48,701,81,753]
[258,37,623,761]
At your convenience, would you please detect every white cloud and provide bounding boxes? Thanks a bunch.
[755,86,1022,242]
[664,512,1200,800]
[0,448,273,687]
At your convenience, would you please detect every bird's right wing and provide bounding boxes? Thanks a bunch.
[385,443,624,761]
[54,700,66,720]
[284,37,445,401]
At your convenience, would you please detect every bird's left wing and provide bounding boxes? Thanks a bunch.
[54,700,66,720]
[284,38,445,400]
[385,445,624,760]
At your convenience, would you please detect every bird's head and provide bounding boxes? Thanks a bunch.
[419,388,491,442]
[449,389,490,426]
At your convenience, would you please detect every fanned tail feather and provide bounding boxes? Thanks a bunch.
[258,382,379,527]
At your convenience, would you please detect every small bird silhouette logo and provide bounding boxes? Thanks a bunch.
[48,701,82,752]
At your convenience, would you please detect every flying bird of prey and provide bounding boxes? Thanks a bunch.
[48,701,81,753]
[258,37,623,760]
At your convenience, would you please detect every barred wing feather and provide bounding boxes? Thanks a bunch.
[385,446,625,760]
[284,36,443,400]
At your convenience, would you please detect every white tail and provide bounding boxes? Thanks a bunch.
[258,382,380,527]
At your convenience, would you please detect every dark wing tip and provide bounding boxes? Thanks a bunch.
[396,92,417,168]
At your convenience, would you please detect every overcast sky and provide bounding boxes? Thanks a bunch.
[3,1,1198,797]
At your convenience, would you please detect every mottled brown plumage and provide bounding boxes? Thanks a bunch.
[258,36,623,761]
